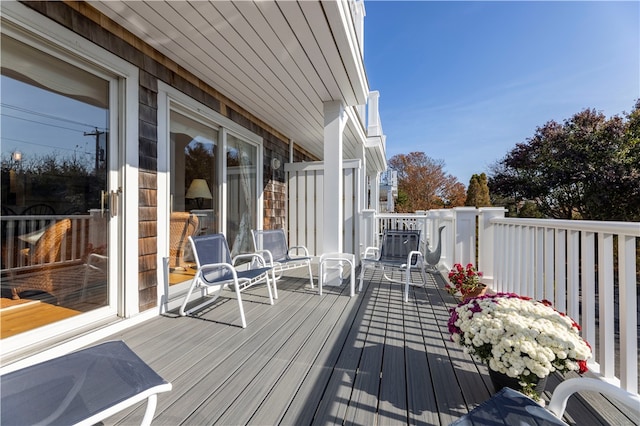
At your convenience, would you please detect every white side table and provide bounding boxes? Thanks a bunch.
[318,252,355,297]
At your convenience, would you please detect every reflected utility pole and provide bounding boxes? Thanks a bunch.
[84,128,105,172]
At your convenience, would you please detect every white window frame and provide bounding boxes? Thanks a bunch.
[0,2,139,358]
[157,82,264,311]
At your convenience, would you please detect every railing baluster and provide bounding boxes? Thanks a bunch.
[555,229,567,313]
[581,231,596,358]
[544,228,555,301]
[534,227,544,300]
[567,230,580,321]
[618,235,638,394]
[598,233,615,380]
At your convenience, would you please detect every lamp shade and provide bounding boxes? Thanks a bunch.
[185,179,213,200]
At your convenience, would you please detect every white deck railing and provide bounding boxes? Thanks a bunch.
[362,208,639,395]
[1,212,105,272]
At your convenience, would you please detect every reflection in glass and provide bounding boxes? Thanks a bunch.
[168,110,217,285]
[0,34,110,338]
[227,134,257,257]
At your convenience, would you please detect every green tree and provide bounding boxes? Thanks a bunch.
[518,201,544,218]
[465,173,491,207]
[489,101,640,221]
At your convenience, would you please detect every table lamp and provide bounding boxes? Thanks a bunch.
[186,179,212,209]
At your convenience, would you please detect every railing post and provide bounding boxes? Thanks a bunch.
[414,210,428,245]
[477,207,506,288]
[453,207,478,267]
[360,209,376,262]
[428,209,454,271]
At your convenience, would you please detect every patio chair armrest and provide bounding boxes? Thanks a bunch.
[288,245,310,257]
[253,249,274,265]
[197,262,238,280]
[406,250,423,266]
[547,378,640,419]
[232,252,268,267]
[362,246,379,259]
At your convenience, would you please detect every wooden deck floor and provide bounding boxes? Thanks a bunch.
[101,268,636,425]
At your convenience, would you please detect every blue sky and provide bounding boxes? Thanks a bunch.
[364,1,640,186]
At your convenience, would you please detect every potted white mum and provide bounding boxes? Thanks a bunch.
[448,293,592,401]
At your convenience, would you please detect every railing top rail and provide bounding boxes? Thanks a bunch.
[375,213,426,218]
[1,214,93,220]
[490,217,640,237]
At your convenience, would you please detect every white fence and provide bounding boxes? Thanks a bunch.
[285,160,361,257]
[362,207,639,395]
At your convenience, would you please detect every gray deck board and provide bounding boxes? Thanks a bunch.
[288,278,373,426]
[249,281,354,424]
[96,268,634,426]
[344,279,388,426]
[378,282,409,424]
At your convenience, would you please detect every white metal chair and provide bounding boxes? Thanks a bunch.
[451,377,640,425]
[359,229,427,302]
[178,233,274,328]
[251,229,314,298]
[0,341,171,426]
[547,378,640,420]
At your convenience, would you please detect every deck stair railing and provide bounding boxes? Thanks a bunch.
[362,207,639,396]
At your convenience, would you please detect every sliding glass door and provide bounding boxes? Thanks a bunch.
[0,33,117,338]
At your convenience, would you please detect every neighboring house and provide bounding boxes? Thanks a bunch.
[379,170,398,212]
[0,1,386,366]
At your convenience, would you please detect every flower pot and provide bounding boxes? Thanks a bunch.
[488,367,548,396]
[460,285,487,302]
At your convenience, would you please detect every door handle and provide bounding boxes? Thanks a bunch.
[101,190,107,217]
[109,188,122,218]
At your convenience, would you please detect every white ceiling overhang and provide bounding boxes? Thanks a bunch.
[89,0,384,171]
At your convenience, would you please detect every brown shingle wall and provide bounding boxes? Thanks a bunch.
[22,1,318,311]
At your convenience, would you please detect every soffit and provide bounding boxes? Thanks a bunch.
[90,0,371,161]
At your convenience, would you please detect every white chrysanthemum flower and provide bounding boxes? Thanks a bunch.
[449,294,592,399]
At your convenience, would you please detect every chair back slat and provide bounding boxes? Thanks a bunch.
[379,230,421,264]
[252,229,288,261]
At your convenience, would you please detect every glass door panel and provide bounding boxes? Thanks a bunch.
[0,34,111,338]
[226,133,257,256]
[168,110,218,286]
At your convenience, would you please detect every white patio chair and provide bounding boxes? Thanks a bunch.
[358,229,427,302]
[451,377,640,425]
[251,229,314,298]
[178,233,274,328]
[0,340,171,426]
[547,378,640,420]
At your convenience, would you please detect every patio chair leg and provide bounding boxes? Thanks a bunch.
[404,270,410,303]
[358,263,366,292]
[271,270,279,299]
[179,277,200,316]
[234,283,247,328]
[140,394,159,426]
[308,263,314,289]
[266,274,274,305]
[420,264,427,287]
